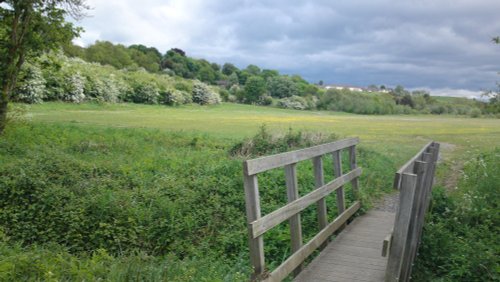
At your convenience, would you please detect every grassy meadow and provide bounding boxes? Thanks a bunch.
[1,102,499,281]
[28,102,500,155]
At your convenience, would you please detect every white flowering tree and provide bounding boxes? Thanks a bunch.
[15,63,46,104]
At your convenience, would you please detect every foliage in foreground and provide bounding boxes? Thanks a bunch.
[0,242,248,282]
[413,149,500,281]
[0,122,396,280]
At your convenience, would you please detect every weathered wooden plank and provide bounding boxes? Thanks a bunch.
[385,172,418,282]
[285,163,303,275]
[313,156,328,250]
[400,160,427,282]
[333,150,345,216]
[244,138,359,175]
[251,168,361,238]
[348,145,360,197]
[337,238,386,249]
[382,232,392,257]
[321,254,387,267]
[295,210,395,281]
[264,201,361,282]
[315,263,386,276]
[242,173,265,279]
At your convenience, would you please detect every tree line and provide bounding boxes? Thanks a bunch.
[2,0,499,135]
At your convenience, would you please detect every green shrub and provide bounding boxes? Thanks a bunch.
[258,95,273,106]
[15,63,46,104]
[229,124,337,157]
[277,95,308,110]
[162,88,192,105]
[413,149,500,281]
[469,108,481,118]
[0,123,397,280]
[192,81,221,105]
[132,83,160,104]
[63,73,85,103]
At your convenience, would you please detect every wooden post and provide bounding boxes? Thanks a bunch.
[385,172,418,282]
[349,145,360,197]
[285,163,303,275]
[243,166,265,280]
[312,156,328,249]
[400,160,428,282]
[333,150,345,216]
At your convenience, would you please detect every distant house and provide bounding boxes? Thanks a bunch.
[323,84,365,92]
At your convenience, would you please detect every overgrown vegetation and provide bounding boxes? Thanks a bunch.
[229,125,338,157]
[413,149,500,281]
[0,121,396,280]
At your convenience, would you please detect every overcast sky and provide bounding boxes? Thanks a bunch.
[73,0,500,98]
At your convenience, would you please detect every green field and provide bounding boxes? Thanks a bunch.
[27,102,500,167]
[1,102,499,281]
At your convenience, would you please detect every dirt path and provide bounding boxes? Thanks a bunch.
[373,192,400,213]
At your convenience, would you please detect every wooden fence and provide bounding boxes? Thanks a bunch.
[385,141,440,282]
[242,137,361,281]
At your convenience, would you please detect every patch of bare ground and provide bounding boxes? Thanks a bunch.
[437,142,462,191]
[373,191,400,212]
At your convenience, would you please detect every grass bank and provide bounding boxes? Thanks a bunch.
[1,102,499,280]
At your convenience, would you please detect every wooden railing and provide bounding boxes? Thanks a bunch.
[242,137,361,281]
[385,142,440,282]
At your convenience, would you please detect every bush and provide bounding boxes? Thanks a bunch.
[229,124,337,157]
[429,104,447,115]
[267,76,299,98]
[258,95,273,106]
[85,76,121,103]
[192,81,221,105]
[162,88,192,105]
[15,63,46,104]
[469,108,481,118]
[218,88,230,102]
[277,95,307,110]
[63,73,86,103]
[413,149,500,281]
[132,83,160,104]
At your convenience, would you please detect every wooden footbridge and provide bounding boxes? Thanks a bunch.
[242,138,440,282]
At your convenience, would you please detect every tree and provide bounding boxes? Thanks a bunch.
[267,76,299,98]
[0,0,86,133]
[85,41,136,69]
[245,64,261,76]
[243,76,266,104]
[222,63,238,75]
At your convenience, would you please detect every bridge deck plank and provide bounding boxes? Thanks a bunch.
[294,210,395,282]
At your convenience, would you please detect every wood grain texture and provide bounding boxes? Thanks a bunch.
[264,202,361,282]
[244,138,359,175]
[285,163,303,275]
[313,156,328,250]
[294,210,395,282]
[251,168,361,238]
[243,173,265,279]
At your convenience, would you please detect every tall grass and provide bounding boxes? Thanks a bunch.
[413,148,500,281]
[0,121,397,280]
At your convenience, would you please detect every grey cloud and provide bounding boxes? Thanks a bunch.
[73,0,500,97]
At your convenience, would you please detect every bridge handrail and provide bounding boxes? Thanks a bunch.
[385,142,440,282]
[243,137,361,281]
